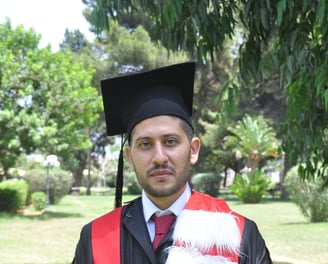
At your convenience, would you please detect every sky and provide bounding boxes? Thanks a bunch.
[0,0,95,51]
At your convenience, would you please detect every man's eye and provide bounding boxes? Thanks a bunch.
[138,141,151,148]
[166,138,177,146]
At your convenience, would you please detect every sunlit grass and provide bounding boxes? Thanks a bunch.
[227,196,328,264]
[0,194,327,264]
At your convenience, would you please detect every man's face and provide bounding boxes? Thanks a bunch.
[125,115,200,205]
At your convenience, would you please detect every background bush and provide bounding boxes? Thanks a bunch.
[124,173,142,195]
[24,169,72,204]
[0,188,19,212]
[0,180,29,212]
[230,170,273,203]
[191,173,222,197]
[31,191,47,211]
[285,166,328,222]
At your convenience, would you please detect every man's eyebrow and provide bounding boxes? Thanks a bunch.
[162,133,181,138]
[134,136,152,142]
[134,133,181,141]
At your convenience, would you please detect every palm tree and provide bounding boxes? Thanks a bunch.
[224,114,280,177]
[224,114,280,203]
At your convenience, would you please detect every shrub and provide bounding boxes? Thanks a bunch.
[191,173,222,197]
[230,170,273,203]
[24,169,72,204]
[127,181,142,195]
[125,173,142,195]
[31,192,47,211]
[0,188,19,212]
[78,187,87,195]
[285,166,328,223]
[0,180,29,211]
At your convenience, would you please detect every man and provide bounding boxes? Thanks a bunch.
[72,62,272,264]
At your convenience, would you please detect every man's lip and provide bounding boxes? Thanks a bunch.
[150,170,172,177]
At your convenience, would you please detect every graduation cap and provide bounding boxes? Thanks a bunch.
[100,62,196,208]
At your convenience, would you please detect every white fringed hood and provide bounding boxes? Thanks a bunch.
[165,192,244,264]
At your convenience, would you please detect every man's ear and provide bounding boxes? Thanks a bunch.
[125,146,134,171]
[190,137,201,165]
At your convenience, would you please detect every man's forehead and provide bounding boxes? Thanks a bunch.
[130,116,184,138]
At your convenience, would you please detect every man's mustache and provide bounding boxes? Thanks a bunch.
[147,164,176,175]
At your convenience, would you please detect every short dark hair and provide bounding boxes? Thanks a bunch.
[179,118,194,141]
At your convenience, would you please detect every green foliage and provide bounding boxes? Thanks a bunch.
[0,188,19,212]
[31,191,47,211]
[240,0,328,183]
[60,29,88,53]
[285,166,328,222]
[0,20,102,180]
[88,0,237,60]
[224,114,280,171]
[230,170,273,203]
[127,181,142,195]
[88,0,328,185]
[24,169,72,204]
[125,173,142,195]
[197,110,236,173]
[94,20,188,75]
[0,180,29,211]
[191,173,222,197]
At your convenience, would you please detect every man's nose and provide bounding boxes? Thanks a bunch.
[152,143,168,164]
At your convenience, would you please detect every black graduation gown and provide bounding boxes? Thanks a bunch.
[72,197,272,264]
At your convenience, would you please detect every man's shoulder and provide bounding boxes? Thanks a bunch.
[187,190,232,212]
[92,197,142,225]
[92,206,123,229]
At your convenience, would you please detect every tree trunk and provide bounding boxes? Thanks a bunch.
[223,167,228,187]
[72,166,84,188]
[71,153,88,191]
[86,127,92,195]
[86,147,92,195]
[280,154,291,200]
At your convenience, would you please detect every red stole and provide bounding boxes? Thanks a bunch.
[91,207,122,264]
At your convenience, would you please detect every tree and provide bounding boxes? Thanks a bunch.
[60,29,88,53]
[224,114,280,203]
[0,20,102,182]
[224,114,280,175]
[197,110,243,183]
[84,0,237,59]
[59,29,108,190]
[86,0,328,185]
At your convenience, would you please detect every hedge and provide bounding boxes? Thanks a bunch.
[0,180,29,212]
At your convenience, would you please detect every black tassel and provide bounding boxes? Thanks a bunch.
[115,137,125,208]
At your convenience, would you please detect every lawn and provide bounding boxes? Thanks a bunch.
[0,194,327,264]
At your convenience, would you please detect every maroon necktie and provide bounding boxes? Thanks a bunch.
[151,213,176,249]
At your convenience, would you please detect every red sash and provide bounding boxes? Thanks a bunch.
[91,207,122,264]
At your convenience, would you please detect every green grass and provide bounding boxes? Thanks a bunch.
[0,195,327,264]
[228,198,328,264]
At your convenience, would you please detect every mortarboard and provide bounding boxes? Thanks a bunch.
[100,62,196,207]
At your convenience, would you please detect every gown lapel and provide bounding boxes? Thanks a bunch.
[122,198,157,263]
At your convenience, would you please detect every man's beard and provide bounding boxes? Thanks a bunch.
[135,163,191,198]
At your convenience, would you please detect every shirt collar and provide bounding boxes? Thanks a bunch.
[142,183,191,222]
